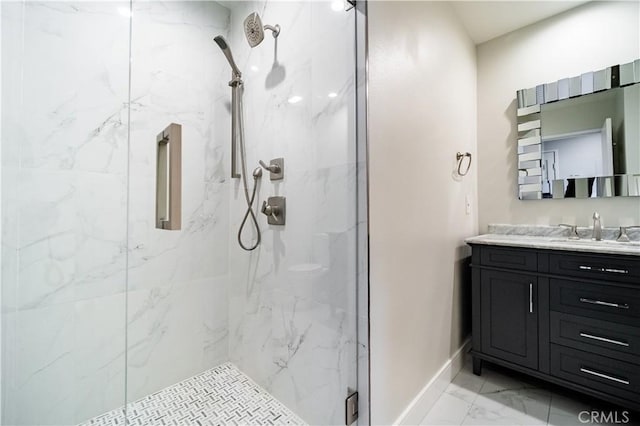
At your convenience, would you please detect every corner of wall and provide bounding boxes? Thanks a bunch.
[393,340,471,425]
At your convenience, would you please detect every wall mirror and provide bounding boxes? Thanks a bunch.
[516,60,640,200]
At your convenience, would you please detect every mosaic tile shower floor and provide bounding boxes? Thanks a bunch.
[79,363,306,426]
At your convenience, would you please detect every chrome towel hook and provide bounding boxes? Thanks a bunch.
[456,152,472,176]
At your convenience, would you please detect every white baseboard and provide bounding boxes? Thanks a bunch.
[393,338,472,425]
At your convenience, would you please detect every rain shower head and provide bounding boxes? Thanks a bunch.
[214,35,242,77]
[244,12,280,48]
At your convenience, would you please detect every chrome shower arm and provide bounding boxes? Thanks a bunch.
[264,24,280,38]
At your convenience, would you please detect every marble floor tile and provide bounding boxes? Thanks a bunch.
[420,361,638,426]
[443,362,487,404]
[548,390,640,426]
[462,402,548,426]
[547,392,594,426]
[479,367,543,395]
[465,388,551,425]
[420,392,473,425]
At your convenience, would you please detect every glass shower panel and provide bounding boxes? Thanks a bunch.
[1,2,130,425]
[124,1,359,425]
[125,0,232,404]
[225,1,358,424]
[1,0,361,424]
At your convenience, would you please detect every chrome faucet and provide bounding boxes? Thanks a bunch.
[592,212,602,241]
[559,224,580,240]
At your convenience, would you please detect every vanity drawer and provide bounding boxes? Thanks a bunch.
[550,312,640,364]
[550,278,640,326]
[480,246,537,271]
[549,252,640,284]
[550,344,640,403]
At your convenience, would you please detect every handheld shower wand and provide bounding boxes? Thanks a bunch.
[213,35,262,251]
[213,36,242,78]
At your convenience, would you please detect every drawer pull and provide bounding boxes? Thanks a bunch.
[579,298,629,309]
[578,265,629,274]
[579,332,629,347]
[579,367,630,385]
[605,268,629,274]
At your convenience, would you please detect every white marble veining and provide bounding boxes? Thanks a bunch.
[421,361,640,426]
[2,2,130,425]
[224,1,359,425]
[2,1,231,424]
[467,224,640,256]
[124,1,231,406]
[2,1,361,425]
[487,224,640,242]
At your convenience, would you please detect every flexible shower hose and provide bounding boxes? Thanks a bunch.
[233,81,262,251]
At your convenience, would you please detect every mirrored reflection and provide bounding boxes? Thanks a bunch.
[538,84,640,198]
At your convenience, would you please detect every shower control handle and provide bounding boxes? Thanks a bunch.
[261,201,279,222]
[259,158,284,181]
[261,196,286,225]
[259,160,280,173]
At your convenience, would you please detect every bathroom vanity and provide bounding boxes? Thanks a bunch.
[466,226,640,412]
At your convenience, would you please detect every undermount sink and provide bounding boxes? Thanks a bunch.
[549,238,640,247]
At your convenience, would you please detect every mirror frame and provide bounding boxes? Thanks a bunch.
[516,59,640,200]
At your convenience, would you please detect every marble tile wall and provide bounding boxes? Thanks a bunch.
[125,0,231,404]
[1,1,231,424]
[2,3,131,425]
[223,2,359,424]
[2,1,363,425]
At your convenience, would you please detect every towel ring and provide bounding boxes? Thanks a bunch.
[456,152,472,176]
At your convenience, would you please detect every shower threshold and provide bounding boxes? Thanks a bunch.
[80,363,306,426]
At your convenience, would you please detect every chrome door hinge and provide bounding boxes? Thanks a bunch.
[345,391,359,425]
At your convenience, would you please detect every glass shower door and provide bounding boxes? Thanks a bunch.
[123,1,360,425]
[123,0,232,404]
[1,2,131,425]
[1,0,363,424]
[223,2,360,424]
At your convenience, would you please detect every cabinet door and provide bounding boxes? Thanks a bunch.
[481,269,538,370]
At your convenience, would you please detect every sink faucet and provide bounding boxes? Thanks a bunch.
[592,212,602,241]
[559,224,580,240]
[617,226,640,242]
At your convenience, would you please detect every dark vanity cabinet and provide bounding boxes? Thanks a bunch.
[480,269,538,370]
[470,244,640,412]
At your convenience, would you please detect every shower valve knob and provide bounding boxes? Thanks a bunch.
[261,201,279,220]
[261,197,286,225]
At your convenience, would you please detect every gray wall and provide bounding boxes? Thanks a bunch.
[368,2,478,423]
[477,1,640,230]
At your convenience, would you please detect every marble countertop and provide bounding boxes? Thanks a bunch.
[465,224,640,256]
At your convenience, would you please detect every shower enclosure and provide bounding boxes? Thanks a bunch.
[0,1,368,425]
